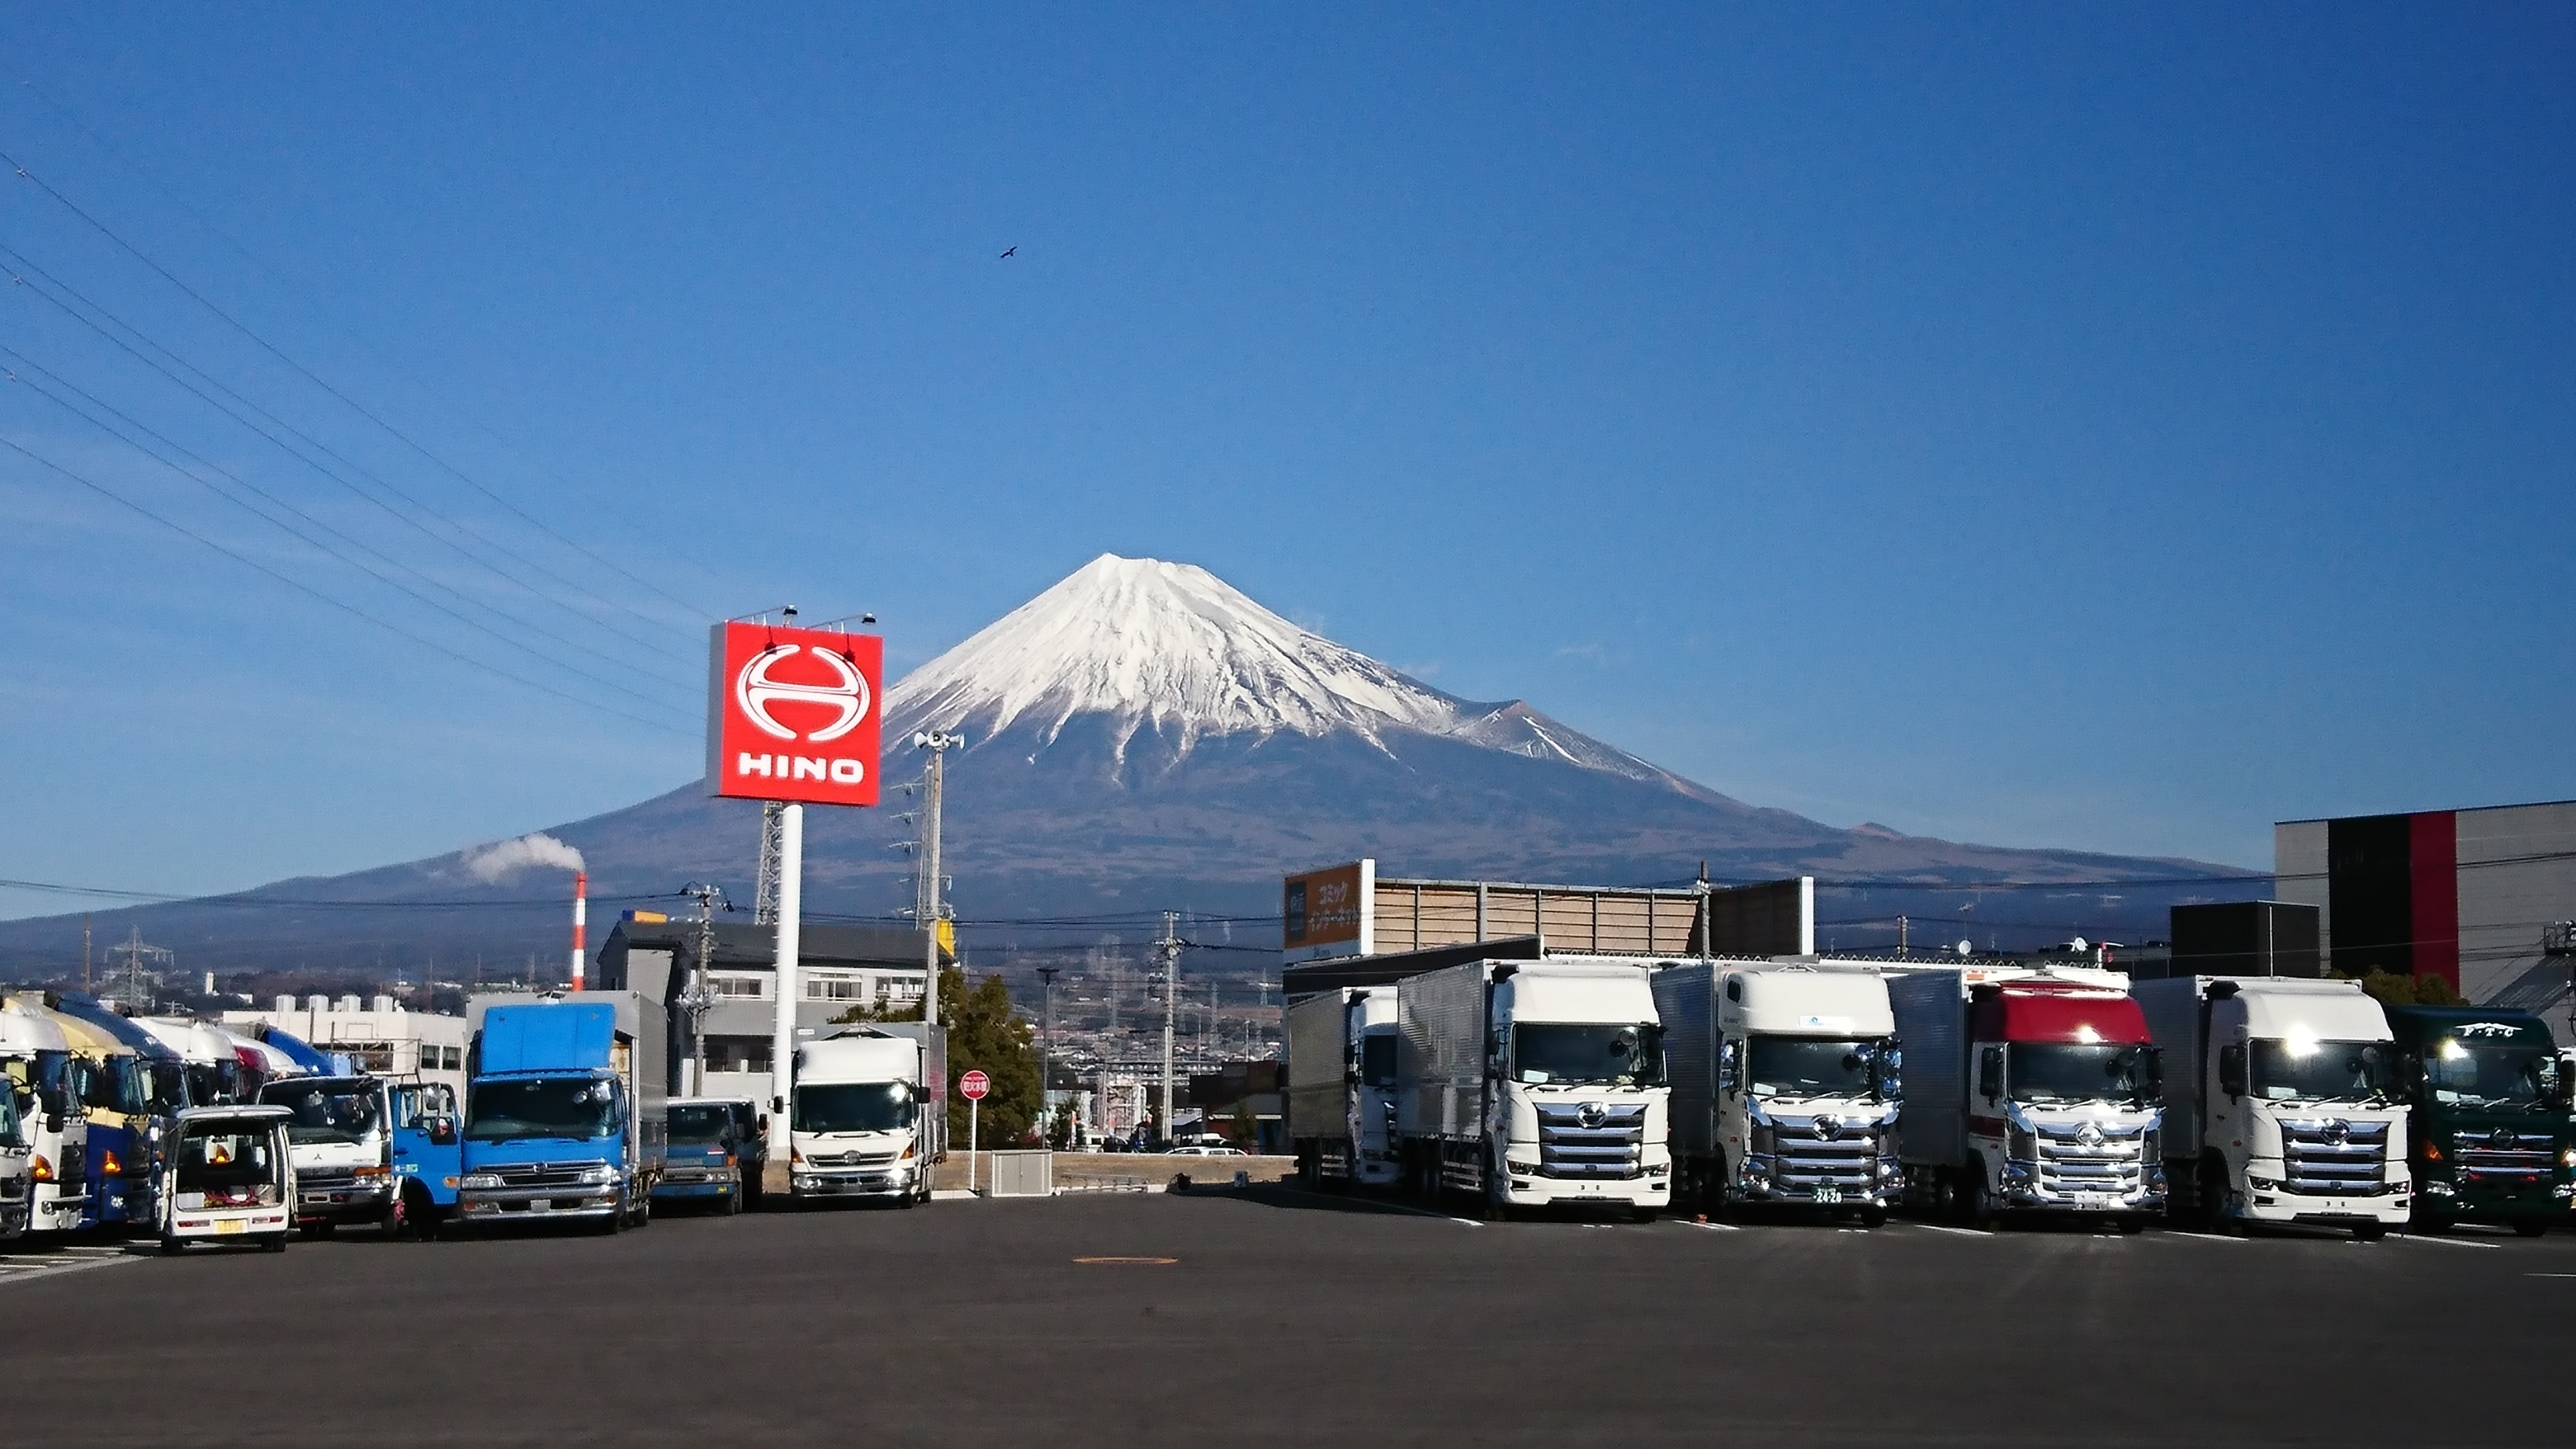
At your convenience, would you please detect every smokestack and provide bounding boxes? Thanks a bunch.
[571,871,589,990]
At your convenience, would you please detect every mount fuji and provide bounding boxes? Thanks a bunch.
[0,554,2250,977]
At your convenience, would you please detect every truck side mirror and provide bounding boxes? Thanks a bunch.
[2217,1044,2247,1099]
[1976,1048,2003,1101]
[1877,1043,1903,1103]
[1716,1040,1740,1092]
[428,1118,457,1146]
[2555,1065,2576,1109]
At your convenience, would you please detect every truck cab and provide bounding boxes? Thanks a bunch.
[457,995,664,1233]
[1889,967,2166,1229]
[1657,963,1903,1224]
[788,1028,942,1206]
[2,999,90,1236]
[2136,977,2409,1238]
[155,1105,294,1254]
[260,1074,399,1236]
[660,1096,762,1213]
[2381,1005,2575,1236]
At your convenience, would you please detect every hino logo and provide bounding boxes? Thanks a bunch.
[2456,1022,2519,1038]
[1812,1115,1841,1141]
[2489,1128,2519,1150]
[2075,1122,2105,1148]
[736,644,870,743]
[2322,1121,2350,1146]
[1577,1103,1607,1129]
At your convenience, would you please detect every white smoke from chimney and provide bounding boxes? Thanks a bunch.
[462,832,587,884]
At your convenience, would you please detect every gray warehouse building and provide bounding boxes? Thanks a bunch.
[2276,798,2576,1017]
[595,916,947,1098]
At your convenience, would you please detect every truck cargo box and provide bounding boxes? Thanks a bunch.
[1396,963,1492,1143]
[1285,988,1356,1142]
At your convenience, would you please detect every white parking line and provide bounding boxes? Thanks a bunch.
[1675,1218,1742,1232]
[2527,1272,2576,1279]
[1903,1222,1993,1238]
[1260,1184,1482,1227]
[2163,1231,2246,1243]
[2399,1233,2500,1250]
[0,1254,142,1286]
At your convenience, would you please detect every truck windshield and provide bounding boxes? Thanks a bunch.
[175,1125,281,1200]
[669,1104,733,1144]
[185,1062,243,1107]
[2421,1040,2554,1109]
[1748,1038,1875,1101]
[263,1081,385,1145]
[144,1061,190,1114]
[82,1056,149,1116]
[2008,1043,2151,1106]
[468,1078,620,1142]
[1514,1024,1664,1087]
[2252,1040,2387,1104]
[1360,1035,1399,1087]
[794,1083,914,1134]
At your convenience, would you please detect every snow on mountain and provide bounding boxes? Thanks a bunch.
[886,553,1707,795]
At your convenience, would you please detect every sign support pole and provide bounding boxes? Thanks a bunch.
[968,1094,980,1194]
[765,802,803,1194]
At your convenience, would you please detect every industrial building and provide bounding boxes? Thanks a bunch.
[593,917,944,1098]
[2276,799,2576,1013]
[222,995,471,1099]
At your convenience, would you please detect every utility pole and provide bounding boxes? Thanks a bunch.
[1157,911,1180,1147]
[679,882,726,1096]
[1897,915,1909,959]
[912,731,965,1028]
[1036,964,1059,1098]
[82,913,91,992]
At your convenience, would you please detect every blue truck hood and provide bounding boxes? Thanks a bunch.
[464,1135,628,1171]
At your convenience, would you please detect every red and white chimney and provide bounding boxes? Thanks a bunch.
[571,871,589,990]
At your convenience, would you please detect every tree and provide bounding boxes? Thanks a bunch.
[835,966,1042,1146]
[2353,969,2465,1008]
[1229,1098,1258,1149]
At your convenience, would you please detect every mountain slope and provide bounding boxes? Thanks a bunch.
[0,554,2255,977]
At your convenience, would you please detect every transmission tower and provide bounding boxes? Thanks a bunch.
[754,801,786,926]
[104,926,174,1012]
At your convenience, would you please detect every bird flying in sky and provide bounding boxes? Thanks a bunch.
[999,246,1018,259]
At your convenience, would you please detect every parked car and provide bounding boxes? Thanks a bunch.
[1166,1143,1247,1157]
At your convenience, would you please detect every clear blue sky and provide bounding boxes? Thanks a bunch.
[3,5,2571,919]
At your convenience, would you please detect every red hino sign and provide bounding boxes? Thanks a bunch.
[705,622,883,807]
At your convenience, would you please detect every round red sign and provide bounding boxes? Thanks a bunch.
[958,1070,991,1100]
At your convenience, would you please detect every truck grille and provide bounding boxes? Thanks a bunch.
[1768,1114,1880,1192]
[803,1150,901,1170]
[299,1169,359,1194]
[1535,1103,1644,1179]
[2279,1118,2391,1196]
[2456,1129,2555,1180]
[486,1161,607,1190]
[2033,1120,2147,1197]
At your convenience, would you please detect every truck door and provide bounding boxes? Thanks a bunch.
[392,1083,462,1207]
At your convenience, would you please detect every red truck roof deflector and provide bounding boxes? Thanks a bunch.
[1970,982,2151,1046]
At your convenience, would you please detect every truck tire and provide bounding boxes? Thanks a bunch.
[1628,1206,1659,1225]
[2353,1223,2386,1242]
[2513,1221,2548,1239]
[260,1234,287,1254]
[1858,1206,1887,1229]
[2196,1157,2230,1232]
[1964,1160,1998,1230]
[726,1178,745,1215]
[159,1235,184,1256]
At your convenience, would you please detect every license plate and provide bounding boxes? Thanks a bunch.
[216,1219,246,1236]
[530,1199,551,1212]
[1817,1188,1843,1203]
[302,1194,327,1206]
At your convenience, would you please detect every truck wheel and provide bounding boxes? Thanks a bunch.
[1628,1206,1659,1225]
[1858,1207,1887,1229]
[159,1235,184,1256]
[726,1180,746,1215]
[260,1234,287,1254]
[2195,1157,2230,1232]
[2353,1224,2387,1243]
[1964,1161,1998,1230]
[2513,1221,2548,1239]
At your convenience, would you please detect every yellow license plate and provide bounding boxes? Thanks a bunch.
[216,1218,247,1235]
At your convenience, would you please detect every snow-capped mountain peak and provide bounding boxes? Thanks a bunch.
[883,554,1715,796]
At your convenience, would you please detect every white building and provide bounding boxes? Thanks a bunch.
[222,995,471,1099]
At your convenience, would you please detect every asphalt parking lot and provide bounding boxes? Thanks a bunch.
[10,1190,2576,1447]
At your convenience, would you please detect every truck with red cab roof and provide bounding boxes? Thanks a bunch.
[1888,966,2166,1230]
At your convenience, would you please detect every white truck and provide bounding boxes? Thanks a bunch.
[1284,987,1402,1189]
[2133,976,2408,1239]
[1395,959,1670,1221]
[1653,963,1903,1224]
[1,999,89,1236]
[787,1024,946,1206]
[1886,966,2166,1230]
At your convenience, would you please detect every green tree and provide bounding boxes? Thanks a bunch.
[1229,1098,1257,1148]
[2352,969,2465,1008]
[836,966,1041,1146]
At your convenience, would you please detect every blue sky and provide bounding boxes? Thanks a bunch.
[3,5,2571,918]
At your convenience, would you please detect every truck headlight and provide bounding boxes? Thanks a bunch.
[2008,1127,2037,1163]
[460,1174,502,1190]
[578,1165,616,1186]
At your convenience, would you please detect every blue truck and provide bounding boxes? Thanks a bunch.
[457,992,667,1234]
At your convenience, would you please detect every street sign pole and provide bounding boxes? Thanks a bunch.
[959,1068,991,1195]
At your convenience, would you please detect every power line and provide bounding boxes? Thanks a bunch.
[0,430,692,735]
[0,144,722,627]
[0,240,699,675]
[7,76,740,618]
[0,350,700,722]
